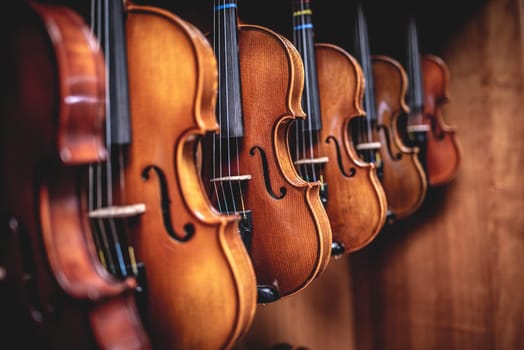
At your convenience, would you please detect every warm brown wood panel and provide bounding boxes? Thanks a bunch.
[234,0,524,349]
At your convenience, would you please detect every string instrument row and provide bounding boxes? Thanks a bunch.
[0,0,461,348]
[290,0,387,255]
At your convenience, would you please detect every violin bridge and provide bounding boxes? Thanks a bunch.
[88,204,146,219]
[294,156,329,165]
[209,175,252,182]
[407,124,431,133]
[355,141,382,151]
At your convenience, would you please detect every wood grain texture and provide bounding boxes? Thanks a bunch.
[233,25,333,298]
[234,0,524,349]
[316,43,388,253]
[124,4,257,349]
[372,54,428,219]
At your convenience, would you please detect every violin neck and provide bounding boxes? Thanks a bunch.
[352,0,377,124]
[406,15,424,116]
[213,0,244,138]
[291,0,322,132]
[96,0,132,146]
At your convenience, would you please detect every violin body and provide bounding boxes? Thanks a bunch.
[315,43,387,252]
[0,2,150,349]
[371,55,427,219]
[124,3,256,348]
[238,24,332,295]
[421,54,461,186]
[203,23,332,299]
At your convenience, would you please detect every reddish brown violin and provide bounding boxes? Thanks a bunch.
[201,0,332,302]
[123,1,257,348]
[405,16,461,186]
[291,0,387,254]
[371,55,428,219]
[350,0,428,221]
[0,1,150,349]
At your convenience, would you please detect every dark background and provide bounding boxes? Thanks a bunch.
[38,0,488,64]
[136,0,487,64]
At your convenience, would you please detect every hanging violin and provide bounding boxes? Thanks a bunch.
[122,1,257,348]
[201,0,332,302]
[404,15,461,186]
[0,1,150,349]
[290,0,387,254]
[370,54,428,219]
[351,0,427,221]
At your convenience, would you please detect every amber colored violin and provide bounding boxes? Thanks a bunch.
[371,54,427,219]
[351,0,426,221]
[291,0,386,254]
[201,0,332,302]
[404,16,461,186]
[0,1,150,349]
[123,1,257,348]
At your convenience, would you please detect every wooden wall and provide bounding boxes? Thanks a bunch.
[233,0,524,349]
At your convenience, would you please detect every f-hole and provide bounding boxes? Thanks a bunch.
[326,136,356,177]
[249,146,286,200]
[429,115,446,139]
[141,165,194,242]
[376,125,402,160]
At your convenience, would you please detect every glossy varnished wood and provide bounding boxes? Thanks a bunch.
[0,2,150,349]
[234,0,523,349]
[371,55,427,219]
[234,24,332,297]
[315,43,387,252]
[422,54,462,186]
[124,3,256,349]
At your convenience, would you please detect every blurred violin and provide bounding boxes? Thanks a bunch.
[351,0,426,221]
[291,0,386,254]
[0,1,150,348]
[371,54,428,219]
[404,15,461,186]
[123,1,257,348]
[201,0,332,302]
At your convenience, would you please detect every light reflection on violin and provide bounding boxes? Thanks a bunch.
[404,16,461,187]
[201,0,332,302]
[123,1,257,348]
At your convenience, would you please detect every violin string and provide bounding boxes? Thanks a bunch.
[211,1,221,213]
[362,4,374,145]
[408,16,415,128]
[221,0,233,215]
[214,0,230,215]
[292,5,302,179]
[225,0,238,215]
[305,0,319,182]
[354,1,366,147]
[295,0,316,182]
[232,0,247,217]
[358,0,375,152]
[88,165,108,270]
[87,0,116,276]
[303,0,317,182]
[103,0,127,277]
[414,19,425,127]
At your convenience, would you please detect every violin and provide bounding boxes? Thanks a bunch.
[0,1,150,349]
[123,1,257,348]
[291,0,387,254]
[201,0,332,302]
[405,16,461,186]
[351,0,426,221]
[371,54,428,219]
